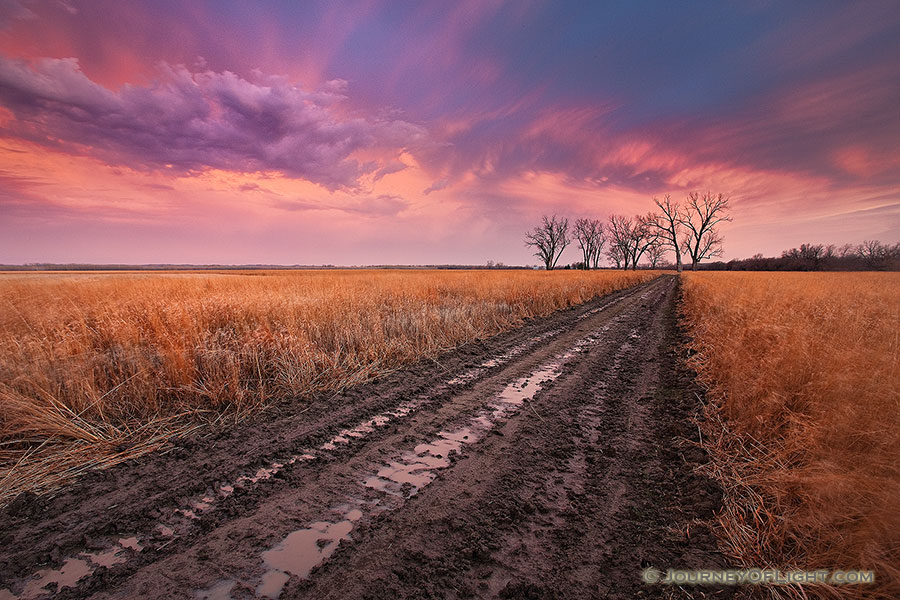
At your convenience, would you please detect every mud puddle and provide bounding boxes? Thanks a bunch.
[446,327,561,385]
[0,538,141,600]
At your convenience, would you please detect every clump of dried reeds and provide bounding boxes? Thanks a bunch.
[681,272,900,599]
[0,269,655,504]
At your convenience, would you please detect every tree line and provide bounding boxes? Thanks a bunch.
[524,191,731,271]
[702,240,900,271]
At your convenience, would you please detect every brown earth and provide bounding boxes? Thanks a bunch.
[0,275,733,600]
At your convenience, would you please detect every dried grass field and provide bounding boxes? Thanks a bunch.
[681,272,900,599]
[0,269,655,505]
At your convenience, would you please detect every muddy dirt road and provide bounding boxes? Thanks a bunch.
[1,275,731,599]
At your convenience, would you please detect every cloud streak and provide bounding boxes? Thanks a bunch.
[274,194,409,217]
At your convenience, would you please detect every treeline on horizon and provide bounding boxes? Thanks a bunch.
[695,240,900,271]
[557,239,900,271]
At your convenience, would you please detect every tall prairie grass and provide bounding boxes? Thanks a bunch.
[0,269,655,504]
[681,272,900,599]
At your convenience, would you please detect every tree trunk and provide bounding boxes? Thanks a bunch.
[674,247,683,273]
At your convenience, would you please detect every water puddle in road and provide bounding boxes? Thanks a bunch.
[446,328,561,385]
[361,429,472,495]
[574,295,623,322]
[256,509,364,598]
[83,537,140,569]
[156,524,174,537]
[17,559,91,599]
[0,538,142,600]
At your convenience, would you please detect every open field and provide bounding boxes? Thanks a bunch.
[681,272,900,599]
[2,270,893,599]
[0,269,655,505]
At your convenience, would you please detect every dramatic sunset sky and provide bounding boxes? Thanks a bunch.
[1,1,899,265]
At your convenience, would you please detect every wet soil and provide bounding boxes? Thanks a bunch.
[0,275,732,599]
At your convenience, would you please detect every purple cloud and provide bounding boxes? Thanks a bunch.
[423,178,449,195]
[238,182,266,193]
[373,159,407,181]
[0,0,35,28]
[0,57,428,190]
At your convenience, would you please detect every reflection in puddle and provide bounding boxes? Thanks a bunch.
[120,537,141,551]
[0,538,142,600]
[20,559,91,598]
[83,548,124,569]
[361,430,469,496]
[369,459,437,490]
[256,509,364,598]
[157,524,175,537]
[446,328,561,385]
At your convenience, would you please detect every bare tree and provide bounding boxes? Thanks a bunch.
[574,218,605,270]
[525,215,570,270]
[590,235,606,269]
[679,192,732,270]
[606,241,625,269]
[628,213,662,270]
[648,194,685,272]
[838,243,857,259]
[645,239,667,268]
[782,243,827,270]
[856,240,900,269]
[606,215,634,270]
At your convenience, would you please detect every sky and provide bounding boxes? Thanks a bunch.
[1,0,899,266]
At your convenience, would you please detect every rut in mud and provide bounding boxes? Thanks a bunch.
[0,275,731,600]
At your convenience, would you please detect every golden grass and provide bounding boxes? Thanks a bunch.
[681,272,900,599]
[0,269,655,504]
